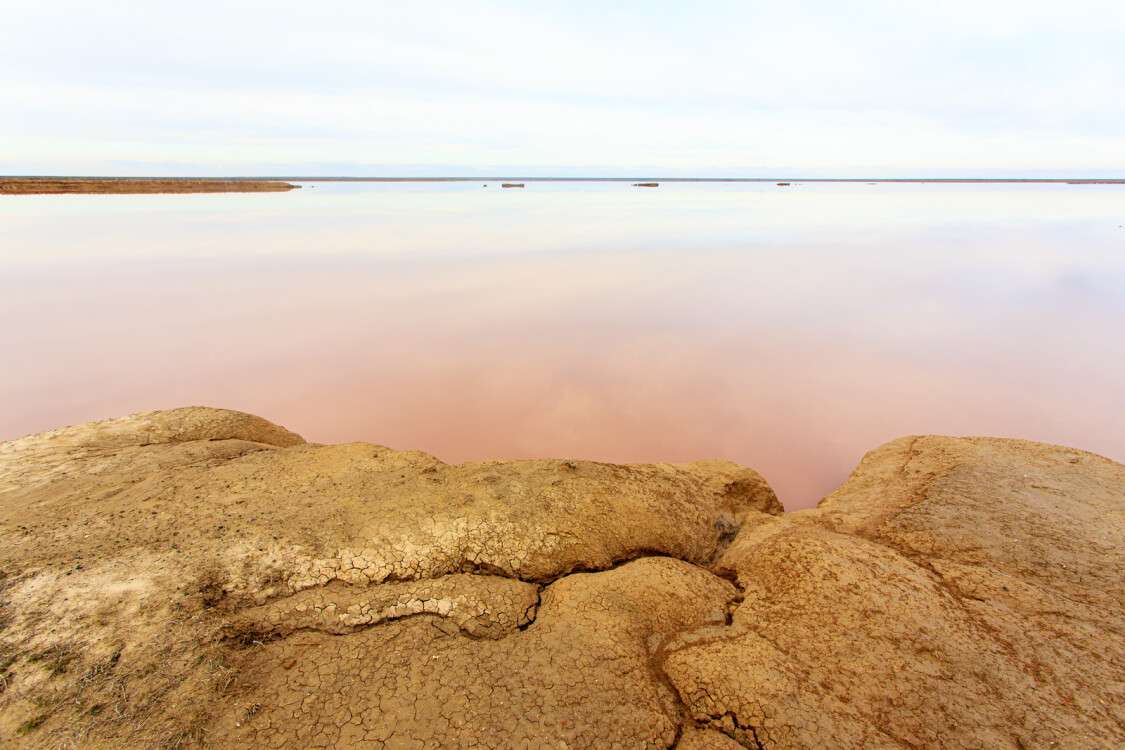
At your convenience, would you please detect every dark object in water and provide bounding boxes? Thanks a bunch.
[501,183,525,188]
[633,182,659,187]
[777,182,791,186]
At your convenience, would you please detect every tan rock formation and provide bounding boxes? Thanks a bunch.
[0,409,1121,748]
[668,436,1125,749]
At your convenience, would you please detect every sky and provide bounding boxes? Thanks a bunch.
[3,0,1125,176]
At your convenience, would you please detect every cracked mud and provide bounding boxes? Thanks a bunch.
[0,408,1122,748]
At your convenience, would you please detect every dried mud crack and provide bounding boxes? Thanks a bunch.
[1,407,1122,749]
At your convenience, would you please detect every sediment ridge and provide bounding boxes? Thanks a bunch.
[0,408,1121,748]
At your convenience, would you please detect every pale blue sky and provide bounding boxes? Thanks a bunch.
[3,1,1124,176]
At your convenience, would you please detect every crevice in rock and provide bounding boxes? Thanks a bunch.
[220,608,514,647]
[516,585,542,631]
[222,548,738,659]
[652,563,755,748]
[694,709,766,749]
[648,631,694,750]
[526,546,709,588]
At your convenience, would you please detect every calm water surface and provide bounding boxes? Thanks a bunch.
[2,182,1123,508]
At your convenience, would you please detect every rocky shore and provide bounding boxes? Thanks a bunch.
[0,408,1121,748]
[0,179,299,194]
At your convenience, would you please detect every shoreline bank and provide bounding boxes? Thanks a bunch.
[0,178,299,194]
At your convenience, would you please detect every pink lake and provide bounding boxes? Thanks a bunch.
[2,181,1123,508]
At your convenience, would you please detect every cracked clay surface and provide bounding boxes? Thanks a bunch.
[0,408,1122,748]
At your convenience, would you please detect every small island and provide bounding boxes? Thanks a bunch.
[0,178,300,195]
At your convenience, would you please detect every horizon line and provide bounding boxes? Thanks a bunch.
[4,175,1125,184]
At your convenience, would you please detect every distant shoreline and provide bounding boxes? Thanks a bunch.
[4,174,1120,191]
[281,177,1125,184]
[0,178,300,195]
[2,175,1124,185]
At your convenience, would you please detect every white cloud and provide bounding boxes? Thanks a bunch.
[2,1,1123,174]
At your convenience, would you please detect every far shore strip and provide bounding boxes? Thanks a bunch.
[0,179,299,194]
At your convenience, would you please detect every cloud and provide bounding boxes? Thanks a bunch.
[2,0,1123,174]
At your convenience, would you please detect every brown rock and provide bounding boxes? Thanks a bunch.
[668,436,1125,749]
[0,412,1121,748]
[0,408,771,747]
[676,726,747,749]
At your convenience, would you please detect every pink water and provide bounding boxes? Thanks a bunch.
[2,182,1123,508]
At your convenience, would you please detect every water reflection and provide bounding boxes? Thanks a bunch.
[2,182,1123,508]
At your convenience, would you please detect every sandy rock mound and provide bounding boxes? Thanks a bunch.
[0,408,772,748]
[668,436,1125,749]
[1,410,1122,749]
[216,557,735,748]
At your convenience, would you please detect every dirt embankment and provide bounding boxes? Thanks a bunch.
[0,408,1122,748]
[0,179,299,194]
